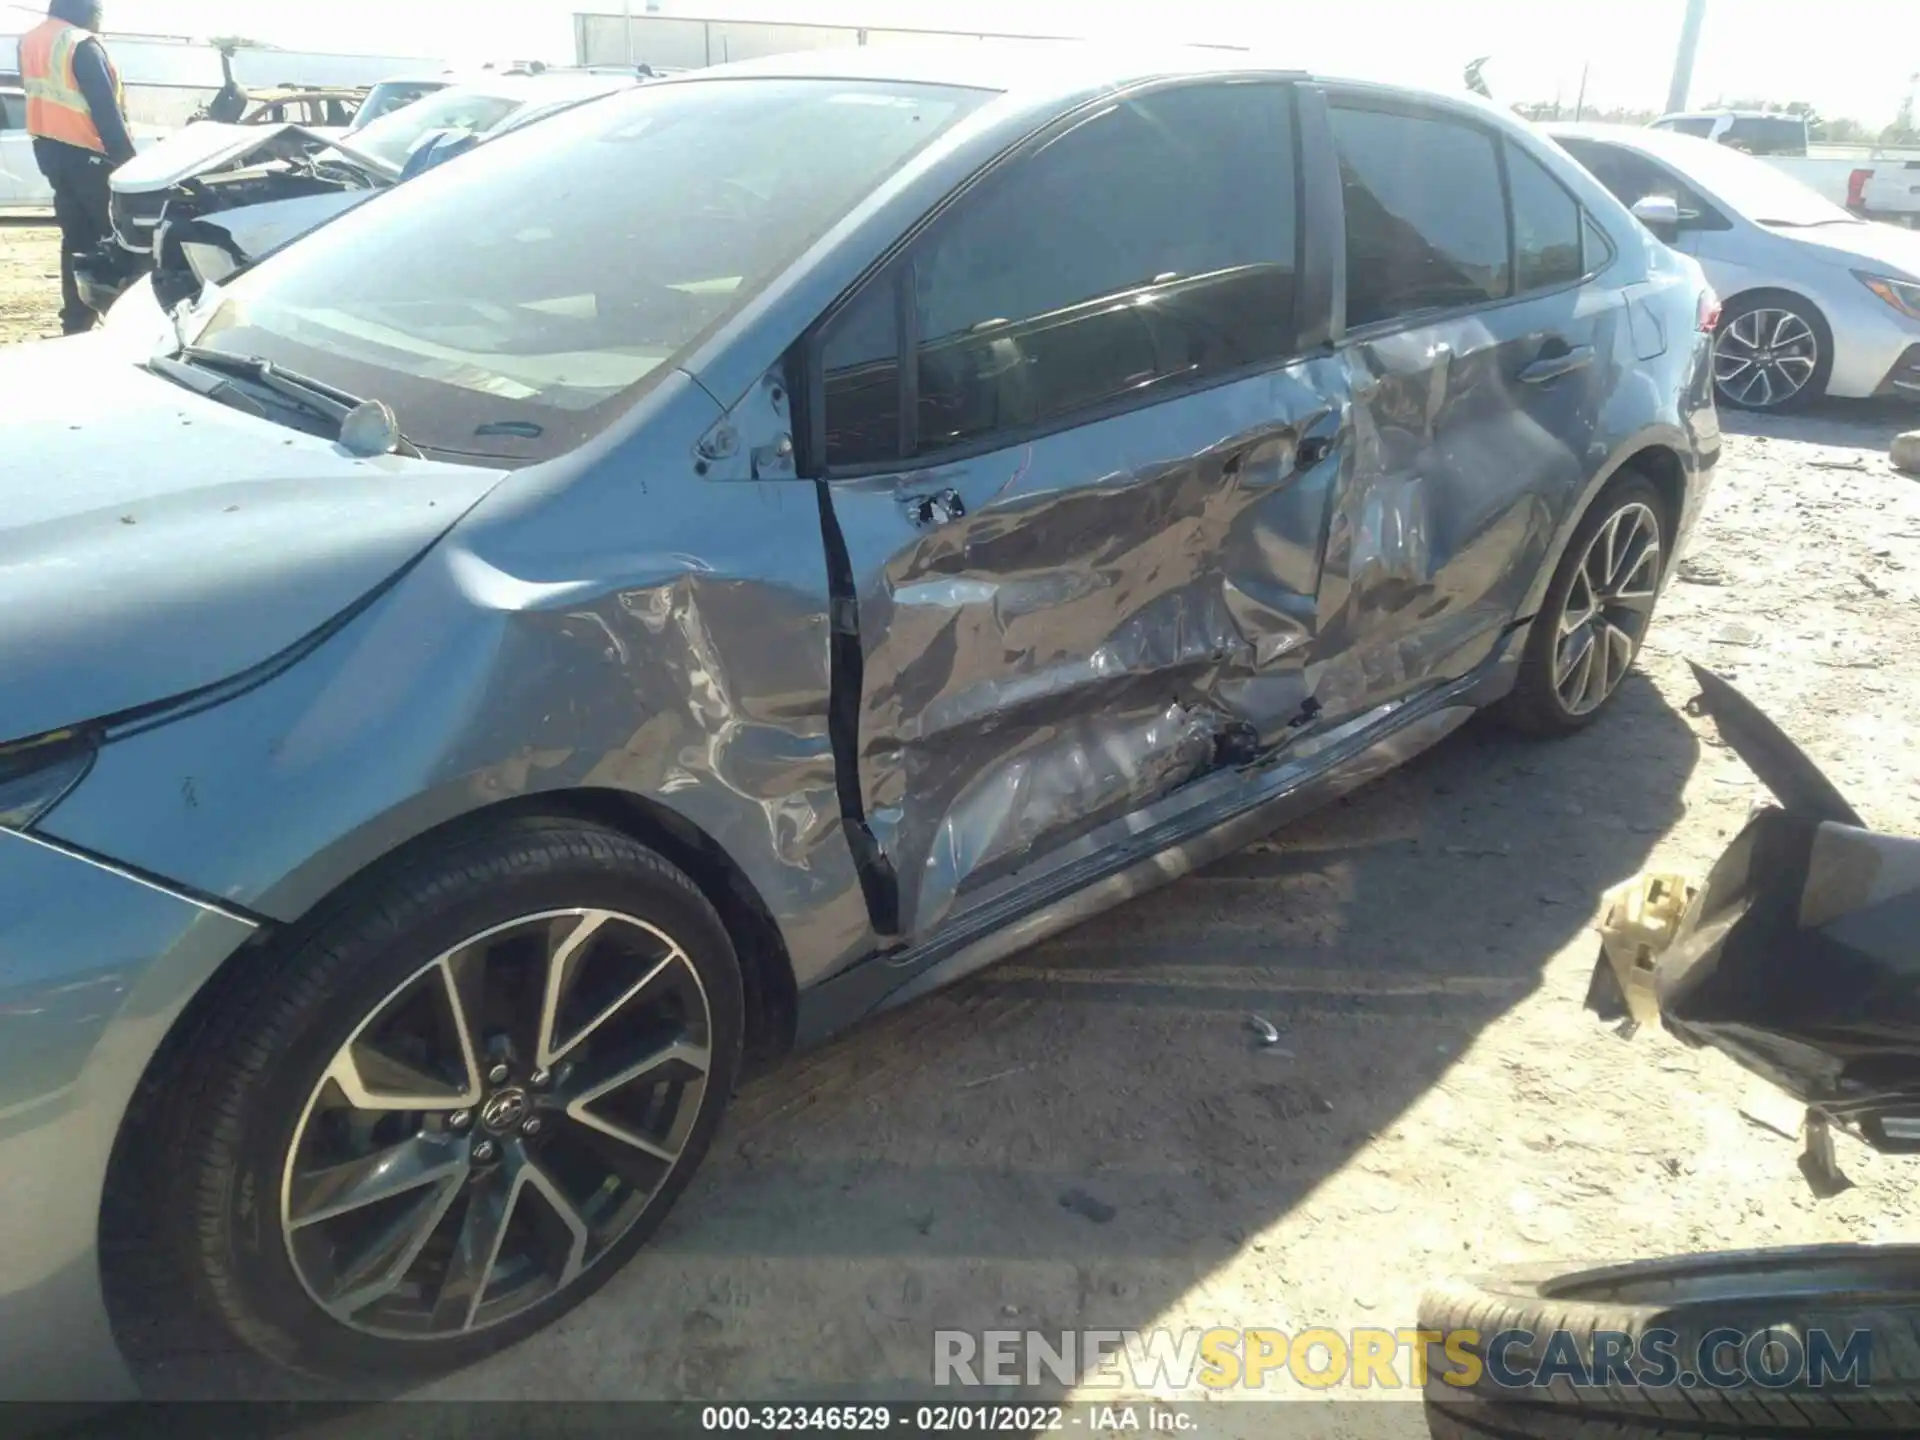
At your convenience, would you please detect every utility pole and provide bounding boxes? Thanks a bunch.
[623,0,635,65]
[1665,0,1707,116]
[1575,62,1590,122]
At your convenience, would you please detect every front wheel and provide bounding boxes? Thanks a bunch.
[1713,294,1830,412]
[140,817,743,1381]
[1497,474,1667,736]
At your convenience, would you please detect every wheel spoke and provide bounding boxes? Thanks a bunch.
[517,1152,592,1288]
[318,1168,467,1319]
[537,912,682,1071]
[566,1037,710,1161]
[1560,632,1597,708]
[430,1174,519,1331]
[288,1134,469,1229]
[1603,621,1637,686]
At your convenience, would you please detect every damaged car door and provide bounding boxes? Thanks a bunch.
[806,78,1347,943]
[1313,96,1623,719]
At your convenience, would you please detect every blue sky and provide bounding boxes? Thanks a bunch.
[9,0,1918,125]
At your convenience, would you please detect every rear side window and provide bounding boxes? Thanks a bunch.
[1725,116,1802,154]
[1506,141,1584,292]
[819,80,1301,467]
[1330,104,1509,328]
[1662,117,1716,137]
[0,94,23,131]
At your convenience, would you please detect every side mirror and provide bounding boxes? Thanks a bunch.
[1631,194,1682,237]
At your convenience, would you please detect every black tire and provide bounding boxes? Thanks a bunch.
[1713,292,1832,413]
[1419,1247,1920,1439]
[138,816,743,1382]
[1497,473,1667,737]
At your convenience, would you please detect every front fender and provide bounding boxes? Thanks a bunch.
[41,372,877,1003]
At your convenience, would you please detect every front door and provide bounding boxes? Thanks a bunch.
[1308,95,1622,722]
[807,78,1347,943]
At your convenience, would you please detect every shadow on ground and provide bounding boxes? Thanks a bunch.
[1718,395,1913,450]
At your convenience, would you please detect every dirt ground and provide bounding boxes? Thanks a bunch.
[7,219,1920,1429]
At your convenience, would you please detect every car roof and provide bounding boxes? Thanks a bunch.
[666,42,1305,100]
[646,43,1536,129]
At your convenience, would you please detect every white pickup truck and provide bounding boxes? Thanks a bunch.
[1652,110,1920,228]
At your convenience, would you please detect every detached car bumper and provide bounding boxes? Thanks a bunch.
[0,826,257,1401]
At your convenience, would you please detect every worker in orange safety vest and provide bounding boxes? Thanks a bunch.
[20,0,136,333]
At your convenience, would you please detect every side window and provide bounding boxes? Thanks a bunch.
[819,281,901,469]
[1330,104,1509,328]
[1582,213,1616,273]
[1561,140,1682,212]
[1505,141,1584,292]
[817,81,1300,467]
[1667,117,1716,138]
[0,94,22,131]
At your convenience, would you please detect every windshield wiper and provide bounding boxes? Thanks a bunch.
[169,346,422,456]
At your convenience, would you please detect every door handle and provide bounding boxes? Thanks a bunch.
[1517,343,1595,385]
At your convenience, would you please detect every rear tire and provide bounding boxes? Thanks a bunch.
[1420,1247,1920,1438]
[138,816,743,1383]
[1497,473,1668,737]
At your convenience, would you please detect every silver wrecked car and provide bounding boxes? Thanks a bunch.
[0,46,1719,1396]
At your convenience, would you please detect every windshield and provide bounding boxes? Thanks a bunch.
[353,80,447,130]
[1651,135,1857,226]
[345,87,523,169]
[191,78,987,461]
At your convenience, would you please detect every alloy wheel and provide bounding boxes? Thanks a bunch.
[280,909,713,1340]
[1713,307,1818,409]
[1552,501,1662,717]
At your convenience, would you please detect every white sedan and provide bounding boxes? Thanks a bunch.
[1549,123,1920,411]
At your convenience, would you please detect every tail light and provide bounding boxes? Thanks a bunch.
[1698,290,1722,334]
[1847,168,1874,212]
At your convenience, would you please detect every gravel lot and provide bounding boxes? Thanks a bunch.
[6,218,1919,1427]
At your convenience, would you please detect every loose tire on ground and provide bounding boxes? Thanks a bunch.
[1419,1247,1920,1438]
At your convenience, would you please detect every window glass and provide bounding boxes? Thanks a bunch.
[820,280,901,469]
[1330,104,1510,327]
[0,94,23,130]
[1725,116,1803,155]
[1506,141,1584,291]
[193,79,985,463]
[1664,117,1716,137]
[904,82,1298,457]
[1582,212,1616,272]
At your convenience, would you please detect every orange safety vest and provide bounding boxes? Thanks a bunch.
[20,17,125,155]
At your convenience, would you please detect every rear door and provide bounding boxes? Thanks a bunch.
[806,78,1348,943]
[1313,95,1626,719]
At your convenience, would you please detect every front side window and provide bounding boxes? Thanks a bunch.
[190,78,987,462]
[1330,103,1510,328]
[821,80,1299,466]
[0,93,24,131]
[1506,141,1584,292]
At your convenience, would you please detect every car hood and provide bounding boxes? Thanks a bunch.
[0,337,510,747]
[1771,217,1920,280]
[111,121,384,193]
